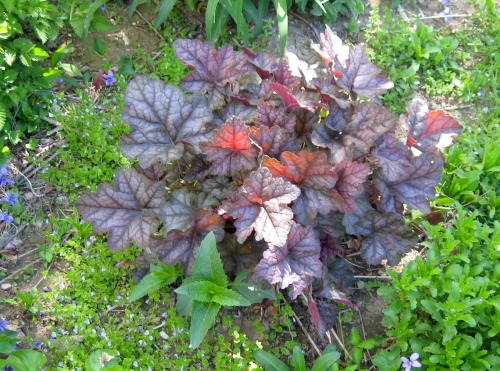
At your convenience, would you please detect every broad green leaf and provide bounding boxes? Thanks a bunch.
[356,337,381,349]
[93,37,107,56]
[30,46,49,61]
[190,300,221,348]
[310,350,341,371]
[153,0,177,29]
[129,263,181,302]
[59,63,83,77]
[85,349,123,370]
[90,14,116,33]
[0,331,18,353]
[3,349,46,371]
[231,269,277,304]
[292,346,306,371]
[349,327,361,345]
[52,44,73,67]
[175,280,251,306]
[254,349,290,371]
[190,232,227,287]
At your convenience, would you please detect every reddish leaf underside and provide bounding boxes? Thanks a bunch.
[254,222,322,299]
[120,76,213,168]
[76,168,166,251]
[268,82,317,111]
[220,167,300,247]
[201,116,257,176]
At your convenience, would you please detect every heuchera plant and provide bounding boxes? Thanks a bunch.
[76,26,462,337]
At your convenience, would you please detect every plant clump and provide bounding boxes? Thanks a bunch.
[76,26,462,336]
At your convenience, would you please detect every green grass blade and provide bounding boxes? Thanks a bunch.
[292,346,306,371]
[254,349,290,371]
[153,0,177,29]
[273,0,288,57]
[206,0,220,41]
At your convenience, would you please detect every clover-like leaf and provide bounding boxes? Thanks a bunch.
[76,168,165,251]
[220,167,300,247]
[200,116,257,176]
[374,153,444,213]
[263,150,344,224]
[335,45,394,103]
[174,39,250,108]
[254,222,322,299]
[120,76,214,168]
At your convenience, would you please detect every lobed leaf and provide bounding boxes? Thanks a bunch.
[200,116,257,176]
[254,222,322,299]
[150,209,224,274]
[374,153,444,214]
[174,39,250,108]
[220,167,300,247]
[334,161,371,213]
[334,45,394,103]
[76,168,165,251]
[120,76,214,168]
[263,150,343,224]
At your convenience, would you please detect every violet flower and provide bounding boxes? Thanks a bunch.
[0,211,13,224]
[0,319,8,332]
[103,71,116,86]
[401,353,422,371]
[0,167,14,187]
[1,191,19,207]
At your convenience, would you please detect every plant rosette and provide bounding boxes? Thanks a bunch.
[76,26,462,336]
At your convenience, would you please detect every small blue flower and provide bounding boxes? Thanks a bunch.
[0,319,8,332]
[103,71,116,86]
[1,191,19,207]
[99,5,107,13]
[0,211,13,224]
[0,167,14,187]
[401,353,422,371]
[3,365,14,371]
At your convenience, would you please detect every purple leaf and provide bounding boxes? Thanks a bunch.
[360,212,418,266]
[255,100,296,132]
[307,295,338,338]
[335,45,394,103]
[220,167,300,246]
[269,82,320,111]
[371,133,413,183]
[160,189,218,235]
[250,125,299,158]
[335,161,371,213]
[200,116,258,176]
[404,99,463,153]
[263,151,344,224]
[254,222,322,299]
[120,76,214,168]
[76,168,166,251]
[374,153,444,213]
[151,209,224,274]
[174,39,250,108]
[311,25,349,69]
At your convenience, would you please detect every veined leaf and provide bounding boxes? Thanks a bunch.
[129,263,181,302]
[190,231,227,286]
[175,280,251,306]
[189,300,221,348]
